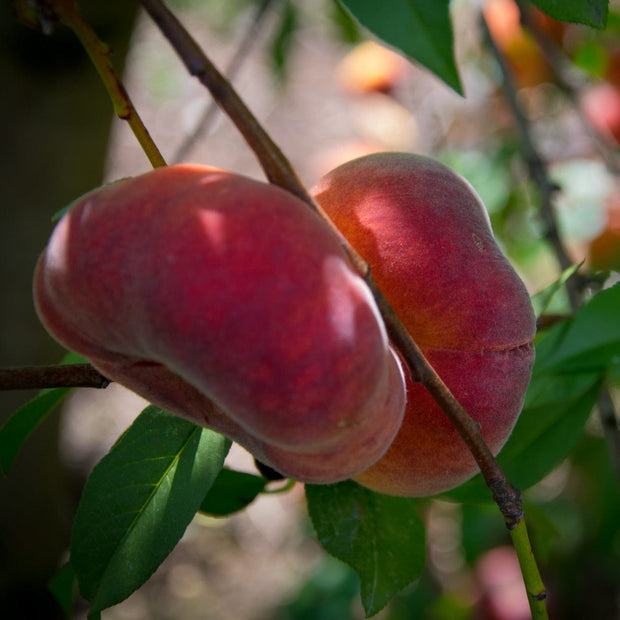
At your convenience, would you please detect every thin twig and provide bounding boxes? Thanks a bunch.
[172,0,276,163]
[483,8,620,494]
[140,0,306,202]
[50,0,167,168]
[480,11,581,311]
[0,364,109,391]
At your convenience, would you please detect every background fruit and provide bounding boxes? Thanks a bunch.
[311,152,536,496]
[483,0,556,88]
[335,40,408,95]
[34,164,406,483]
[582,81,620,145]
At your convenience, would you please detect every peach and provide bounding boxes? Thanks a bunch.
[311,152,536,496]
[582,82,620,145]
[34,164,406,483]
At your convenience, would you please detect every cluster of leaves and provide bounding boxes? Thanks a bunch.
[2,0,618,618]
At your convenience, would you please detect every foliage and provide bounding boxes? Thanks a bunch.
[3,0,620,618]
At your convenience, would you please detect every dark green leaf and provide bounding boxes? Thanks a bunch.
[48,563,77,617]
[338,0,462,93]
[71,406,230,612]
[530,263,582,317]
[306,480,425,616]
[536,283,620,372]
[0,387,70,475]
[528,0,608,29]
[199,467,267,516]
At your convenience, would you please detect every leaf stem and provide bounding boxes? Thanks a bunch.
[50,0,166,169]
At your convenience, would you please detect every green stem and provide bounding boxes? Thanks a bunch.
[51,0,166,169]
[510,519,549,619]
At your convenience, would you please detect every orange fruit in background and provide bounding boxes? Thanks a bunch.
[336,40,408,95]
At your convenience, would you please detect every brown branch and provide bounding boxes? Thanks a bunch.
[0,364,109,391]
[172,0,277,163]
[138,0,524,528]
[480,12,582,311]
[139,0,306,203]
[480,13,581,311]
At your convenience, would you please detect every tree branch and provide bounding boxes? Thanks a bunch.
[139,0,305,202]
[0,364,109,391]
[480,11,581,311]
[172,0,277,163]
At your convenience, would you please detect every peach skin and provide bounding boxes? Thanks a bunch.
[34,164,406,483]
[311,152,536,496]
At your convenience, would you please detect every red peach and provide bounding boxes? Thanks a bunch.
[34,164,406,483]
[311,152,536,496]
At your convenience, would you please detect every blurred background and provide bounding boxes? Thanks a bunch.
[1,0,620,618]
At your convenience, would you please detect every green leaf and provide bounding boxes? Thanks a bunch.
[199,468,267,516]
[0,387,70,475]
[71,406,230,612]
[306,480,425,616]
[48,563,77,617]
[338,0,463,94]
[536,283,620,373]
[530,263,582,317]
[528,0,608,29]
